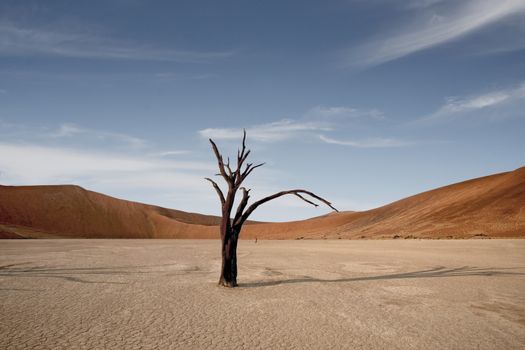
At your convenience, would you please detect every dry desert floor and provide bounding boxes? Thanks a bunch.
[1,239,524,349]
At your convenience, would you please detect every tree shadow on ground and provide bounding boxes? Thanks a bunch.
[0,263,186,285]
[240,266,525,288]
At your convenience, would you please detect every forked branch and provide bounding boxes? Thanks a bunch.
[239,189,338,225]
[209,138,231,185]
[235,130,250,180]
[205,177,225,205]
[233,187,251,226]
[240,162,265,183]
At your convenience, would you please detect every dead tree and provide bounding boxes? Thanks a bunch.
[206,130,338,287]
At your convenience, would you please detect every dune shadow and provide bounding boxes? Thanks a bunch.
[240,266,525,288]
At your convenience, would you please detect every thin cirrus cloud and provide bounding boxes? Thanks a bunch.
[405,0,449,10]
[346,0,525,67]
[0,121,204,183]
[420,81,525,123]
[0,142,213,188]
[198,105,389,142]
[157,150,191,157]
[0,22,235,62]
[0,121,191,156]
[199,119,332,142]
[305,105,385,120]
[199,120,410,148]
[319,135,411,148]
[51,123,148,148]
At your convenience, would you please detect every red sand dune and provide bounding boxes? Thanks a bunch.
[1,167,524,239]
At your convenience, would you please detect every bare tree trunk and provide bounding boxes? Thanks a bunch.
[219,228,238,287]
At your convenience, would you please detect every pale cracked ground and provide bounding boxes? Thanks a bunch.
[1,240,525,350]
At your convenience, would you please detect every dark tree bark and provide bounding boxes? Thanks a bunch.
[206,130,337,287]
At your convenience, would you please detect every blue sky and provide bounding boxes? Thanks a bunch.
[1,0,524,221]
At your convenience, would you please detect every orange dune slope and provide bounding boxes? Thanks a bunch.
[0,185,222,239]
[1,167,524,239]
[253,166,525,239]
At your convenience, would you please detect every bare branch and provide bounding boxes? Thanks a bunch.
[205,177,225,205]
[294,192,318,207]
[239,189,338,225]
[240,150,251,166]
[233,130,254,186]
[233,187,251,227]
[234,162,265,187]
[242,162,265,180]
[236,148,241,170]
[225,156,235,179]
[242,129,247,147]
[209,139,231,185]
[236,130,250,168]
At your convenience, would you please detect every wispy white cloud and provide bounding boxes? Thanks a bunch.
[199,119,332,142]
[0,22,235,62]
[0,142,214,202]
[0,121,193,158]
[346,0,525,67]
[306,106,358,118]
[305,106,385,120]
[421,82,525,122]
[405,0,450,10]
[0,143,213,181]
[319,135,411,148]
[51,123,147,148]
[153,72,217,81]
[199,105,389,142]
[157,150,191,157]
[0,143,152,182]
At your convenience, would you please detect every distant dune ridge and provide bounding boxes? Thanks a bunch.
[1,167,524,239]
